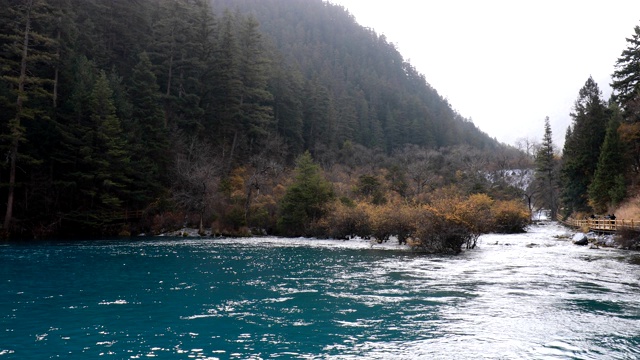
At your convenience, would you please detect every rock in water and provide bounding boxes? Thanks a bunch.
[572,232,588,246]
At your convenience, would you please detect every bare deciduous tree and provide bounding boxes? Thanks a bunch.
[243,135,288,225]
[393,145,443,198]
[172,136,222,234]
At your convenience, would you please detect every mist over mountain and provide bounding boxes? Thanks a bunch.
[213,0,499,153]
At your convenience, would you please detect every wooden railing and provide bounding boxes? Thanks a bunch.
[559,215,640,232]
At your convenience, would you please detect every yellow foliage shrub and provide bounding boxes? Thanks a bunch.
[490,200,530,233]
[316,185,531,253]
[412,206,475,254]
[315,201,372,239]
[368,202,418,244]
[459,193,494,234]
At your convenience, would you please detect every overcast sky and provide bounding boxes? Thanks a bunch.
[329,0,640,149]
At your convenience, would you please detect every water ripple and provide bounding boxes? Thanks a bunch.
[1,224,640,359]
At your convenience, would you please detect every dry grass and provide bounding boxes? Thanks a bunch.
[613,194,640,220]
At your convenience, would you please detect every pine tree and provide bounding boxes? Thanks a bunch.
[611,24,640,181]
[588,105,626,213]
[212,11,243,167]
[237,15,274,153]
[52,55,98,219]
[334,92,357,147]
[189,0,218,127]
[82,0,151,71]
[560,77,608,214]
[302,79,335,154]
[88,71,131,212]
[611,25,640,119]
[54,64,132,228]
[270,60,304,159]
[278,151,334,236]
[534,117,559,218]
[127,52,170,204]
[148,0,204,132]
[0,0,56,231]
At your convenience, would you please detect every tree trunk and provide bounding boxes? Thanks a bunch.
[244,181,253,225]
[199,181,206,235]
[227,130,238,173]
[163,32,175,129]
[4,0,32,230]
[166,31,174,97]
[4,150,17,230]
[53,18,60,108]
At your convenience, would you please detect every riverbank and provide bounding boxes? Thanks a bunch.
[559,215,640,250]
[160,220,640,254]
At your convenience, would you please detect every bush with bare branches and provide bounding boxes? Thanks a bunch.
[412,208,476,254]
[369,203,418,244]
[315,201,372,239]
[615,226,640,250]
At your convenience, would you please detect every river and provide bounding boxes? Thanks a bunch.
[1,223,639,359]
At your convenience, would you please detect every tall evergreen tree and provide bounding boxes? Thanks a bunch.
[212,11,243,167]
[588,105,626,213]
[534,117,559,218]
[560,77,608,214]
[179,0,216,135]
[86,0,151,71]
[87,71,131,212]
[0,0,56,231]
[65,71,131,227]
[611,24,640,179]
[270,60,304,158]
[277,151,334,236]
[53,55,98,219]
[127,52,170,204]
[611,25,640,119]
[148,0,205,133]
[302,79,335,155]
[238,16,273,131]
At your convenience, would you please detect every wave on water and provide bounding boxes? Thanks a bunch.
[131,235,413,251]
[98,299,128,305]
[2,223,640,360]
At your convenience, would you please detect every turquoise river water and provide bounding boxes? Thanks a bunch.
[1,223,639,359]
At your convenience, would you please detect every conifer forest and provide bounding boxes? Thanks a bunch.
[2,0,639,250]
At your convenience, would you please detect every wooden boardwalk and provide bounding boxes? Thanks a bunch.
[560,216,640,232]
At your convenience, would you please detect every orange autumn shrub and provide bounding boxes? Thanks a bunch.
[315,201,372,239]
[315,184,530,253]
[459,193,494,234]
[490,200,530,233]
[368,202,418,244]
[412,206,476,254]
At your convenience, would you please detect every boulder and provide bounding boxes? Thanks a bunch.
[572,232,589,246]
[605,237,617,247]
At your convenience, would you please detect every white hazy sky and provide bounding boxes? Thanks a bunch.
[329,0,640,148]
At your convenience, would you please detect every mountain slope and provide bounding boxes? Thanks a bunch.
[213,0,499,152]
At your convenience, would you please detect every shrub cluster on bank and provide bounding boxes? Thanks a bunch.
[316,190,530,254]
[140,151,532,254]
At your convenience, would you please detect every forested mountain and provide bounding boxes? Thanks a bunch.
[213,0,497,154]
[0,0,520,239]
